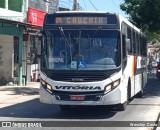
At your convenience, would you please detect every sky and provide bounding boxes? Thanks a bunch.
[77,0,128,18]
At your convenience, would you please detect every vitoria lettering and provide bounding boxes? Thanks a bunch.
[55,86,101,90]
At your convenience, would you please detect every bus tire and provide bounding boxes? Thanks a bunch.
[136,74,143,98]
[59,105,71,111]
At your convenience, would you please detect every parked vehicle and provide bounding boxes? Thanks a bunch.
[156,62,160,80]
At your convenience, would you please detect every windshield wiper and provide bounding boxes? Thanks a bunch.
[58,27,73,61]
[92,26,102,39]
[58,27,70,48]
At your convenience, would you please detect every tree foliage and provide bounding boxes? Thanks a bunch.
[120,0,160,34]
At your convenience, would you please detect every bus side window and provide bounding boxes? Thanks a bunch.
[122,34,127,69]
[127,27,132,54]
[141,37,147,56]
[136,33,140,55]
[122,34,127,59]
[133,31,136,54]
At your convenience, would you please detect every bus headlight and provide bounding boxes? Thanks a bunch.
[41,79,53,93]
[46,84,52,91]
[105,84,112,92]
[113,79,120,88]
[104,79,120,93]
[41,80,46,86]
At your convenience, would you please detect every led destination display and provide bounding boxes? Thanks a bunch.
[45,15,117,25]
[55,17,107,24]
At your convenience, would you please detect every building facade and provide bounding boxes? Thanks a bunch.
[0,0,59,85]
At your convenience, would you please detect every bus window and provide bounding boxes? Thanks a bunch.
[141,37,147,56]
[122,34,127,59]
[133,31,136,54]
[136,33,140,55]
[127,27,132,54]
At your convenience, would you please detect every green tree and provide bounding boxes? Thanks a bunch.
[120,0,160,33]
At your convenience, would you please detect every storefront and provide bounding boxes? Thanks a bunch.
[0,19,41,85]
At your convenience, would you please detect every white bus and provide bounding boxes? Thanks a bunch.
[35,11,147,111]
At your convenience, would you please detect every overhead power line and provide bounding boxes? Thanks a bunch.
[83,0,87,10]
[111,0,120,9]
[88,0,98,11]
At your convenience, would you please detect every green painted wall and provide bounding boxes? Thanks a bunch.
[8,0,23,12]
[0,0,5,8]
[0,22,24,85]
[0,0,23,12]
[0,22,23,38]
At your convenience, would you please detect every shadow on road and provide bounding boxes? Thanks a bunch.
[142,73,160,98]
[0,97,119,119]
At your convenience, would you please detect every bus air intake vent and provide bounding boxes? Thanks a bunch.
[49,73,108,82]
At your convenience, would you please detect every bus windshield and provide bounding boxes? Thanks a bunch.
[41,29,121,70]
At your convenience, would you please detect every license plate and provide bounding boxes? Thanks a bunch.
[70,95,85,101]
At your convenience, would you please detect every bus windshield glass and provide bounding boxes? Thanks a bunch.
[41,29,121,70]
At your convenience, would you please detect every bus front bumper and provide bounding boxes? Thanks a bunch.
[39,85,126,105]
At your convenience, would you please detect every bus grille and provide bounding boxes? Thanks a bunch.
[49,74,107,82]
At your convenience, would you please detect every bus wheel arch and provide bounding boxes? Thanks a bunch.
[117,78,131,111]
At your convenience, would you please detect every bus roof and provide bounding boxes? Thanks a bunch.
[54,11,115,14]
[46,11,144,35]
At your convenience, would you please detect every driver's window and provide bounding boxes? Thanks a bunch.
[122,34,126,59]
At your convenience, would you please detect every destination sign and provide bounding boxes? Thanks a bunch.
[45,15,117,25]
[55,17,107,25]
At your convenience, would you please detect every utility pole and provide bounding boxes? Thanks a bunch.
[73,0,78,10]
[44,0,50,13]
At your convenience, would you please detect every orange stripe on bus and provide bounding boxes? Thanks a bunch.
[132,56,137,76]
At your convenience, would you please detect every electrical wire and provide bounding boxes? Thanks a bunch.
[82,0,87,10]
[88,0,98,11]
[111,0,120,9]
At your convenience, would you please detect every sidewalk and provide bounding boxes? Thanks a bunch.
[0,82,40,102]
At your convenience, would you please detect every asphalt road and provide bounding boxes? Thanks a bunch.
[0,73,159,130]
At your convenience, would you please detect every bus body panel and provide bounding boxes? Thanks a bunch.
[39,71,128,105]
[122,54,147,97]
[39,82,126,105]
